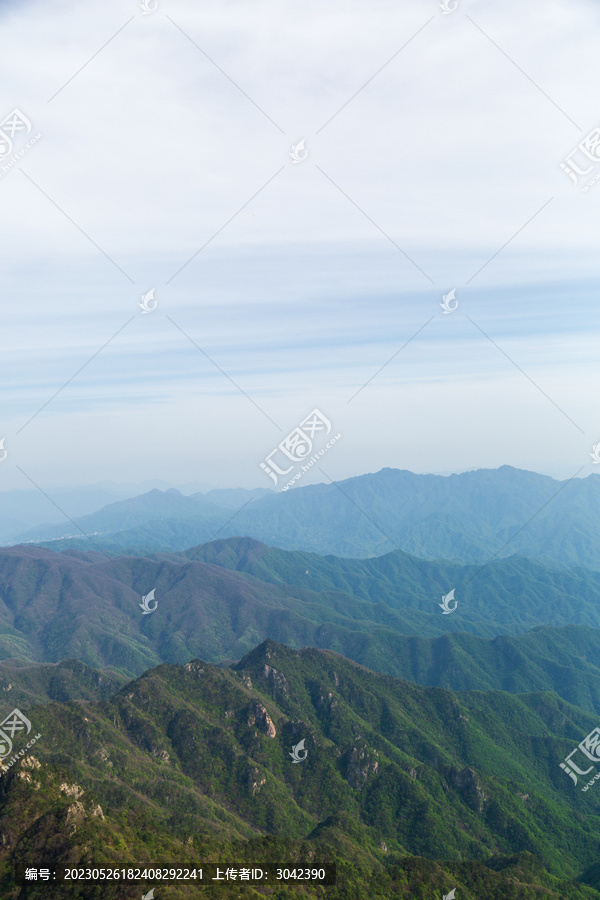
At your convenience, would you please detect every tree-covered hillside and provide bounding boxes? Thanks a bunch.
[1,640,600,898]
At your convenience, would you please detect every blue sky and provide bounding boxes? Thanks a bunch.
[1,0,600,490]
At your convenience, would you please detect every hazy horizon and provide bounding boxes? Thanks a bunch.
[1,460,599,498]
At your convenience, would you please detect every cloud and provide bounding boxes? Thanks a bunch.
[1,0,599,489]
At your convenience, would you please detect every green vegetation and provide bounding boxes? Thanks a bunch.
[5,540,600,710]
[0,658,128,707]
[1,640,599,898]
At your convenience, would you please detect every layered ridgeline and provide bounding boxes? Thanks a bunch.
[0,659,128,708]
[4,542,600,707]
[9,466,600,569]
[0,480,212,546]
[1,641,600,899]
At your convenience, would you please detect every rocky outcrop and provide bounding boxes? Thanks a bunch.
[183,662,205,676]
[65,801,86,834]
[315,690,337,715]
[60,782,84,799]
[246,702,276,738]
[341,746,379,789]
[94,746,112,766]
[262,665,289,697]
[248,767,266,795]
[448,767,487,812]
[151,748,170,762]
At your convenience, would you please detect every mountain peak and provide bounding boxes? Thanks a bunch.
[234,639,294,671]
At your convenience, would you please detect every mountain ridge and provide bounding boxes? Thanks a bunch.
[1,638,599,897]
[2,540,600,716]
[12,465,600,570]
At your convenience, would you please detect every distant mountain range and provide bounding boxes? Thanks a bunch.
[1,640,599,898]
[0,479,211,545]
[10,466,600,571]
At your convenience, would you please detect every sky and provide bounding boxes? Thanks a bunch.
[1,0,600,493]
